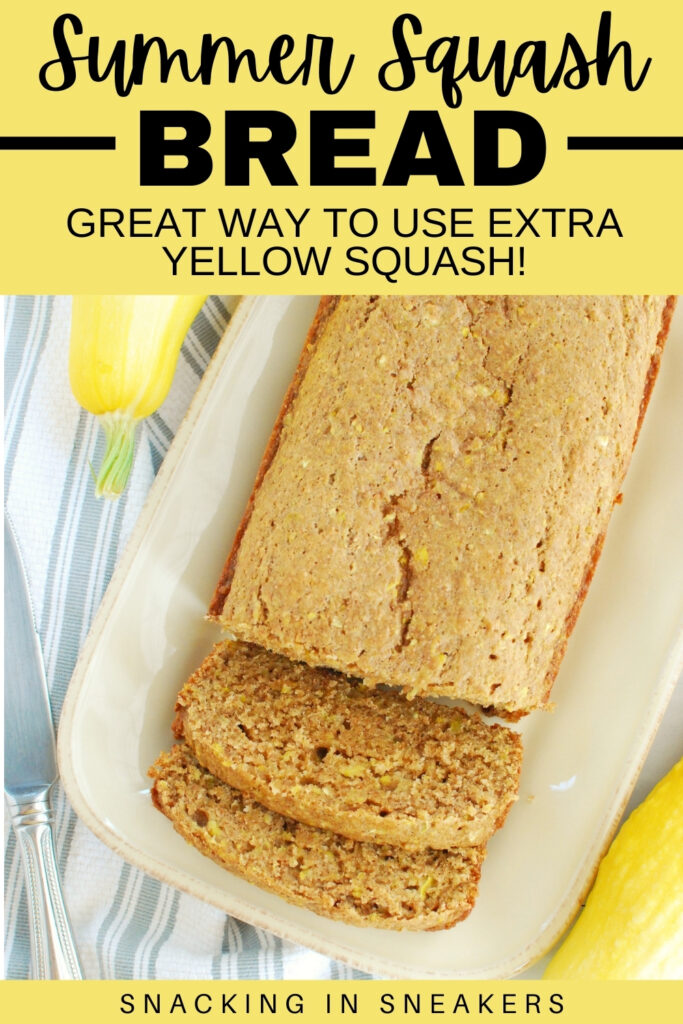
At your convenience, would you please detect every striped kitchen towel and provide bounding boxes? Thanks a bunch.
[3,295,370,981]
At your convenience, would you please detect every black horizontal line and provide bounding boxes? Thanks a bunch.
[568,136,683,150]
[0,136,116,150]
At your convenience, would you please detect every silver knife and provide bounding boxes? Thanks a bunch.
[4,515,83,979]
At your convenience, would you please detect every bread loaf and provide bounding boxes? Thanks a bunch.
[210,296,675,715]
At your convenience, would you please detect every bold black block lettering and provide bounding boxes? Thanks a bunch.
[310,111,375,185]
[473,111,546,186]
[140,111,213,185]
[225,111,297,185]
[383,111,464,186]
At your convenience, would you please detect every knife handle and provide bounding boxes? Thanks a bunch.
[7,788,84,980]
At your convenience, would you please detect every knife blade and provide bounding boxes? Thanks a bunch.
[4,514,83,979]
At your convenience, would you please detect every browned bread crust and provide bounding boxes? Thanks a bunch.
[529,292,676,718]
[209,297,341,618]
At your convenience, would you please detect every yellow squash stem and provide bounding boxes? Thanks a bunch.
[69,295,208,499]
[95,412,137,499]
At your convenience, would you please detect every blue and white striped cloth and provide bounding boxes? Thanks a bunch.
[4,295,369,980]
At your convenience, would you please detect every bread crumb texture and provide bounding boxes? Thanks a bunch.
[217,296,670,713]
[150,743,485,930]
[174,641,522,850]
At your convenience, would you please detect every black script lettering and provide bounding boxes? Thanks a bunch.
[377,12,651,108]
[39,18,354,97]
[39,13,85,90]
[378,13,423,91]
[595,11,651,89]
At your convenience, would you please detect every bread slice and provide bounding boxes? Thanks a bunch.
[173,641,522,850]
[150,743,485,931]
[210,296,676,716]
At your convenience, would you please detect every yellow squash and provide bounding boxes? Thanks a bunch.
[69,295,208,497]
[544,756,683,979]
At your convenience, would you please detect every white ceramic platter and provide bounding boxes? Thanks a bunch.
[59,296,683,979]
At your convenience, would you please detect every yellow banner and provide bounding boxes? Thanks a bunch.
[1,0,682,292]
[1,980,683,1021]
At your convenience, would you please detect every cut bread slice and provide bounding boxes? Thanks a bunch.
[173,641,522,850]
[150,743,485,931]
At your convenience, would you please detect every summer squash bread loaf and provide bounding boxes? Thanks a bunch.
[173,641,523,850]
[210,296,675,715]
[150,743,486,931]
